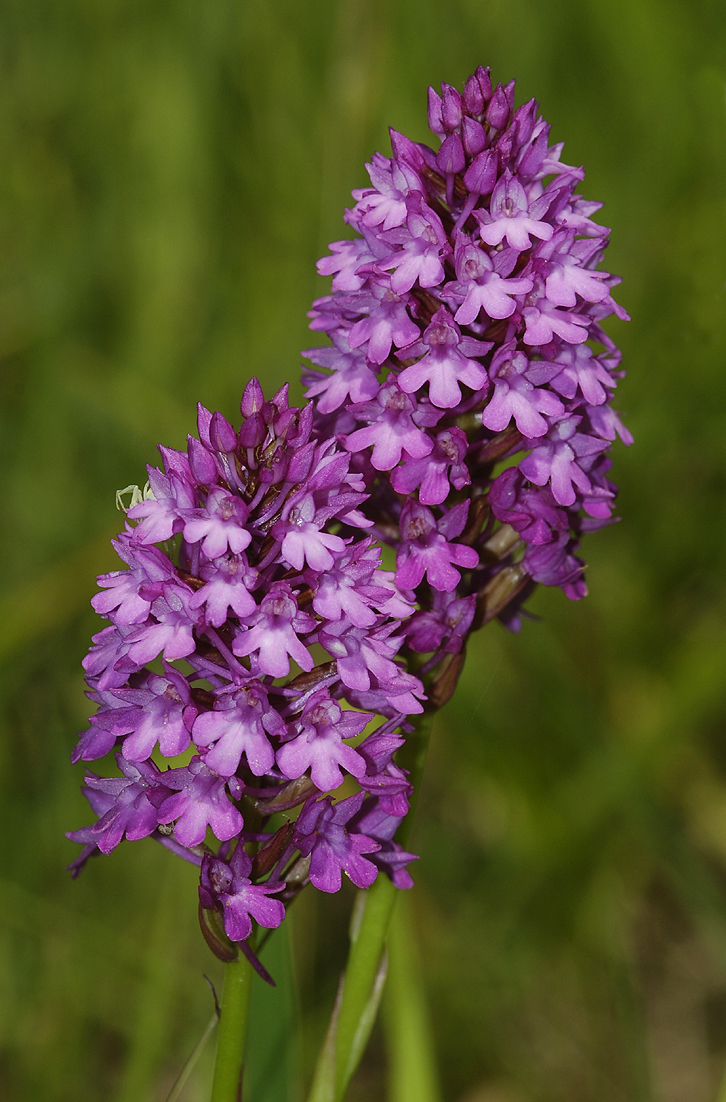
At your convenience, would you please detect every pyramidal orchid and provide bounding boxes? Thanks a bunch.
[306,66,630,704]
[69,66,629,1102]
[70,379,423,926]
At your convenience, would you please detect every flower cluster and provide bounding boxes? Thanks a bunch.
[69,67,630,975]
[305,66,631,700]
[68,379,421,963]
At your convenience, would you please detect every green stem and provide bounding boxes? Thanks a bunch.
[210,951,254,1102]
[383,892,441,1102]
[306,711,436,1102]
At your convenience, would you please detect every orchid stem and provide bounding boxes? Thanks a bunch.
[306,711,435,1102]
[383,892,441,1102]
[210,949,254,1102]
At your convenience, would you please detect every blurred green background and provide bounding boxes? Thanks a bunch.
[2,1,726,1099]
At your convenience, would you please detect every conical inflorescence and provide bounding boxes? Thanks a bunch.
[69,67,630,965]
[304,65,630,705]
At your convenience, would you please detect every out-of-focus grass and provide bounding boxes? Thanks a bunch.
[2,1,726,1100]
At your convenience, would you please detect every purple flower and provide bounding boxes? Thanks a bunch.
[277,690,371,792]
[481,344,564,438]
[519,415,607,507]
[542,231,611,307]
[396,502,479,593]
[302,331,380,413]
[524,533,587,598]
[192,682,281,778]
[490,467,568,545]
[356,732,413,817]
[187,553,257,627]
[348,797,418,889]
[522,291,590,346]
[72,66,632,954]
[127,464,195,545]
[66,785,118,875]
[82,623,137,690]
[391,427,470,507]
[302,65,630,734]
[378,194,451,294]
[346,284,421,365]
[445,237,533,324]
[233,582,316,678]
[118,664,196,761]
[183,488,252,559]
[294,793,381,893]
[397,307,492,410]
[274,492,346,571]
[72,681,138,764]
[319,619,422,704]
[474,171,554,251]
[352,152,422,231]
[80,756,165,854]
[155,758,244,847]
[125,586,199,666]
[317,237,376,292]
[71,376,425,942]
[311,544,379,628]
[91,540,175,625]
[199,847,285,943]
[547,344,614,406]
[405,590,476,656]
[345,379,436,471]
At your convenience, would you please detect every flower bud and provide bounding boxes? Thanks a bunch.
[240,376,264,417]
[187,435,218,484]
[463,73,485,117]
[475,65,492,104]
[210,410,238,454]
[427,87,445,137]
[441,83,463,131]
[462,116,487,157]
[436,133,465,176]
[463,148,498,195]
[486,82,511,129]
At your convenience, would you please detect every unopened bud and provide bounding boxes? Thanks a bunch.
[486,83,511,130]
[255,776,318,814]
[436,132,465,176]
[240,376,264,416]
[463,73,485,117]
[441,84,463,131]
[463,148,498,195]
[475,65,492,104]
[210,410,238,453]
[427,87,445,137]
[472,425,522,466]
[283,853,311,887]
[462,116,487,157]
[188,436,218,484]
